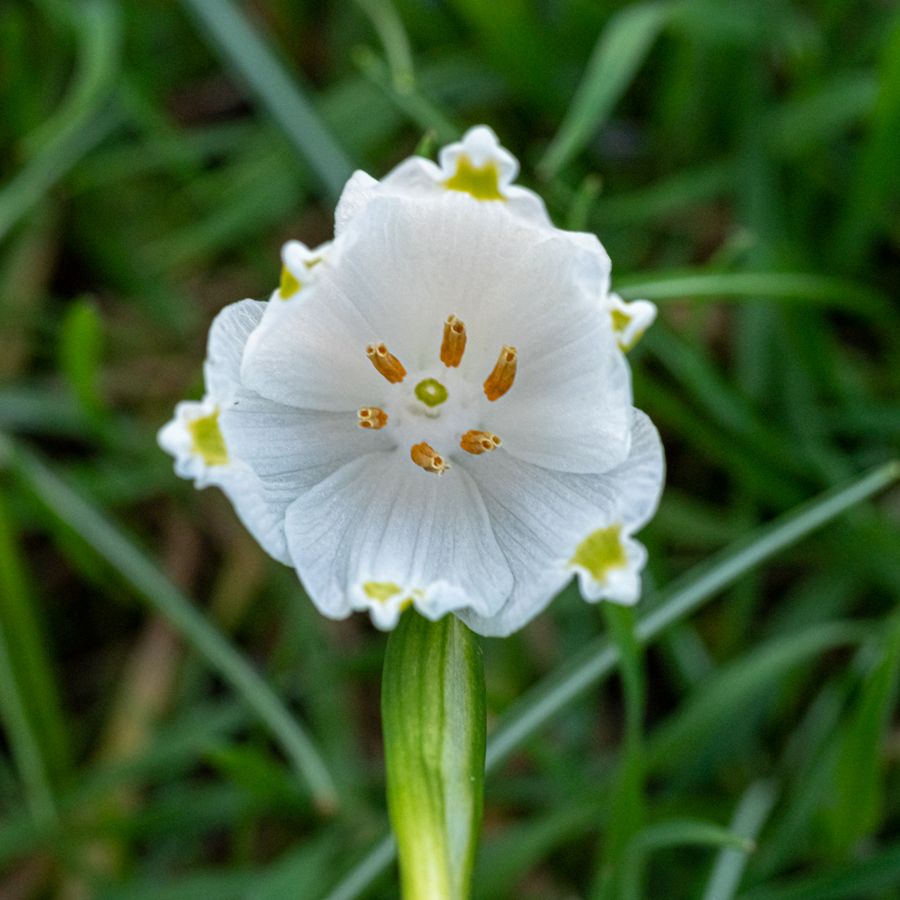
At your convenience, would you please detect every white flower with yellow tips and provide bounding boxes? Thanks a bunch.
[159,126,665,636]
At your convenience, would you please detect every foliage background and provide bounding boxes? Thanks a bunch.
[1,0,899,897]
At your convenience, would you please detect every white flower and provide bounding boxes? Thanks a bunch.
[161,127,665,636]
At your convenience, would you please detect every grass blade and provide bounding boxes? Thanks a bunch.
[702,780,778,900]
[539,2,672,178]
[0,486,69,781]
[4,437,339,814]
[0,489,58,823]
[738,842,900,900]
[824,615,900,853]
[616,271,888,317]
[180,0,354,199]
[352,0,415,92]
[834,10,900,267]
[621,819,754,900]
[0,0,122,243]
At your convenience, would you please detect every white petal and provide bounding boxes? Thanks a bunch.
[158,397,222,487]
[459,409,664,636]
[609,293,657,351]
[277,239,330,299]
[283,451,513,627]
[157,395,291,563]
[334,169,381,236]
[337,127,554,230]
[484,302,632,473]
[214,463,292,565]
[439,125,519,184]
[204,299,266,401]
[220,393,391,501]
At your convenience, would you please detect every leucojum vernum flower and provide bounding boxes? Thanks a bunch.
[159,126,665,637]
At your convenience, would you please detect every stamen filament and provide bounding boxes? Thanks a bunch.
[440,315,467,367]
[357,407,388,430]
[483,345,517,401]
[366,342,407,384]
[410,442,448,474]
[460,430,501,455]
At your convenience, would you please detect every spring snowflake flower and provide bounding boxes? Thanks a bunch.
[159,126,665,636]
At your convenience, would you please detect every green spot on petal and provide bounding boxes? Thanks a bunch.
[363,581,404,603]
[611,308,644,351]
[188,409,229,466]
[570,524,627,581]
[415,378,449,408]
[611,308,631,332]
[443,155,505,201]
[280,265,301,299]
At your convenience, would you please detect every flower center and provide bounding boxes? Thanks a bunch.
[414,378,448,408]
[360,314,515,474]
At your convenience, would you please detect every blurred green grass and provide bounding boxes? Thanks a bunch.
[1,0,899,898]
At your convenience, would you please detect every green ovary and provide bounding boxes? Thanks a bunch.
[414,378,449,407]
[188,409,229,466]
[570,524,627,580]
[443,156,505,201]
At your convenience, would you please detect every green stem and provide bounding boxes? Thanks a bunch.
[382,611,485,900]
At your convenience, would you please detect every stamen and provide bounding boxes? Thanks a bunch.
[483,345,517,401]
[460,430,501,455]
[440,315,467,367]
[366,342,407,384]
[357,407,388,430]
[410,442,449,475]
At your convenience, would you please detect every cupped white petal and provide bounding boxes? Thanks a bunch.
[459,409,664,636]
[204,299,266,400]
[283,451,513,628]
[158,397,224,487]
[439,125,519,186]
[335,126,553,231]
[157,394,291,563]
[219,392,392,502]
[214,463,292,565]
[279,239,330,299]
[609,293,657,351]
[334,169,380,236]
[483,303,631,473]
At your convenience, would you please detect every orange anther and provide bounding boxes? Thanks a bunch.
[410,442,448,474]
[357,407,388,430]
[483,345,517,401]
[366,342,407,384]
[460,430,502,455]
[440,315,467,367]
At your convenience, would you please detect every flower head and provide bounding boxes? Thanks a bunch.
[160,126,665,636]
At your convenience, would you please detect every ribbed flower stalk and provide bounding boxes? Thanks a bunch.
[381,611,485,899]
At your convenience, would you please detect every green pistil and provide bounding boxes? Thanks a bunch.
[415,378,449,408]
